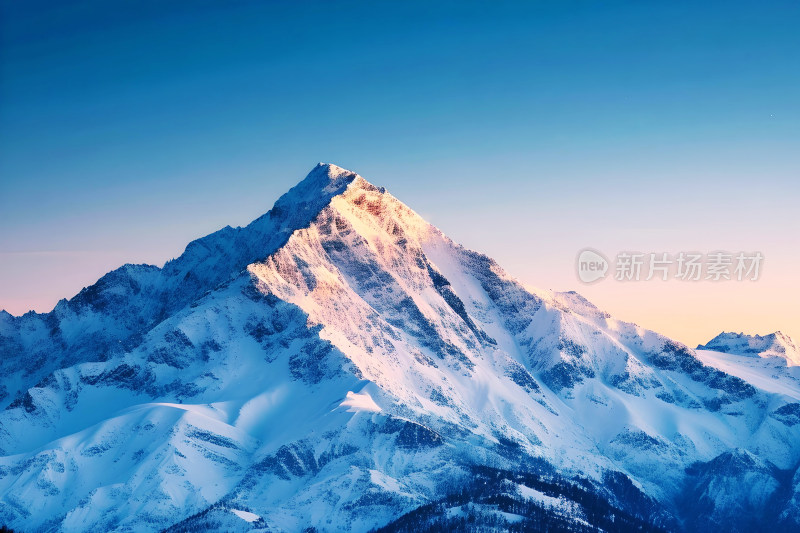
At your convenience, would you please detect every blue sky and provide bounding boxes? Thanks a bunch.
[1,0,798,345]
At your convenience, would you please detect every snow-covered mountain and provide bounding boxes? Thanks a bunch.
[1,164,799,532]
[698,331,800,366]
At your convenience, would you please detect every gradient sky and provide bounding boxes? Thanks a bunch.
[1,0,798,348]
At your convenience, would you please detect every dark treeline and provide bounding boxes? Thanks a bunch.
[372,465,673,533]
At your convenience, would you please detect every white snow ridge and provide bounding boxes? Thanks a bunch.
[1,163,799,532]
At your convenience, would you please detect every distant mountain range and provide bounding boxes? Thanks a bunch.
[2,164,798,532]
[698,331,800,366]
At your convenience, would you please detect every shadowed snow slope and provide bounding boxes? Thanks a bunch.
[1,164,799,532]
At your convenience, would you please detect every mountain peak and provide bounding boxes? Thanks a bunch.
[698,330,800,365]
[266,163,362,221]
[309,162,360,190]
[3,163,800,532]
[316,161,357,180]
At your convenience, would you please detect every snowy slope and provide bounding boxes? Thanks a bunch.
[1,164,799,532]
[696,349,800,400]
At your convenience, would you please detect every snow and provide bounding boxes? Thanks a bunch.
[517,484,563,508]
[698,331,800,366]
[340,390,382,413]
[696,349,800,400]
[230,508,260,523]
[446,504,524,524]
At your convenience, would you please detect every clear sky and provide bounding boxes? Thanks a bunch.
[1,0,798,347]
